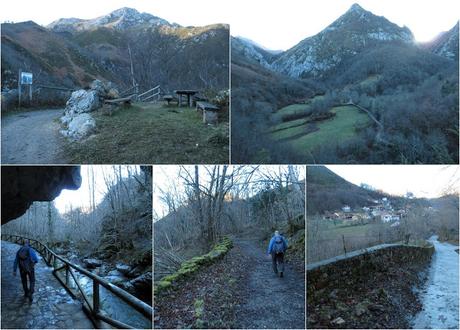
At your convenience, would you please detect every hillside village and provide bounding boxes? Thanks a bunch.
[324,197,404,226]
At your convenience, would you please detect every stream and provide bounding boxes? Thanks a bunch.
[54,248,151,329]
[411,235,459,329]
[69,274,150,329]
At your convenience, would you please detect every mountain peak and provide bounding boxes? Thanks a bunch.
[349,3,365,12]
[110,7,139,16]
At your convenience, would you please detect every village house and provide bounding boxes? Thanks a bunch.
[342,205,351,213]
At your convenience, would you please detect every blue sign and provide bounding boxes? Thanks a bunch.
[20,72,33,85]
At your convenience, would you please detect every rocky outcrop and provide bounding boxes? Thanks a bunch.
[1,166,81,224]
[424,22,459,61]
[60,79,118,140]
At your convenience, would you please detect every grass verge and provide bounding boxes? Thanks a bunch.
[62,103,229,163]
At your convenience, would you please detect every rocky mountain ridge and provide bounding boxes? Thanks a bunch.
[47,7,176,33]
[234,3,458,79]
[1,7,229,99]
[422,21,459,60]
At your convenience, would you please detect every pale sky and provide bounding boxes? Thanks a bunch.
[1,0,458,50]
[54,165,138,214]
[326,165,459,198]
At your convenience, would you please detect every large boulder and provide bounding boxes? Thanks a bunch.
[63,90,100,118]
[61,113,96,140]
[60,80,119,139]
[90,80,106,97]
[115,263,132,275]
[82,258,103,269]
[129,272,152,291]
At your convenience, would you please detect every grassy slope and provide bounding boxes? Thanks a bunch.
[63,103,229,163]
[272,105,370,154]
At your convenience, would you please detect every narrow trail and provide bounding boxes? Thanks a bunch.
[1,109,66,164]
[411,236,459,329]
[1,241,93,329]
[233,237,305,329]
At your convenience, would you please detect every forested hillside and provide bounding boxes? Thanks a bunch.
[1,7,229,107]
[232,4,459,164]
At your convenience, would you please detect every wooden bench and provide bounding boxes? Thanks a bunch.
[103,96,133,116]
[104,96,133,105]
[196,101,220,124]
[163,94,178,105]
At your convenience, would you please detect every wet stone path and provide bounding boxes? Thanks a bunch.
[1,241,94,329]
[411,236,459,329]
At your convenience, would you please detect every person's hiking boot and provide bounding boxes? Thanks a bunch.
[280,272,284,278]
[29,294,33,302]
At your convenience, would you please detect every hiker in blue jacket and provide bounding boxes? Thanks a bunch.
[267,230,288,277]
[13,240,39,302]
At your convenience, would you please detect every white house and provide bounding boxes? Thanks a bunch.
[372,210,381,217]
[381,214,392,222]
[342,206,351,213]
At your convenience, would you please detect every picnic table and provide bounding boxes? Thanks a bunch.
[174,90,198,107]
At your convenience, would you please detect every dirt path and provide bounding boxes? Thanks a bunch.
[1,109,66,164]
[411,236,459,329]
[234,237,305,329]
[1,241,93,329]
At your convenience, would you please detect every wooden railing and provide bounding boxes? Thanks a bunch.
[2,234,152,329]
[119,84,139,100]
[138,85,161,103]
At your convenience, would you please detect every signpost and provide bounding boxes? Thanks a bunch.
[18,70,33,107]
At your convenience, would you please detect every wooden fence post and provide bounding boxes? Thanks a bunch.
[18,69,22,108]
[93,281,100,315]
[65,265,69,285]
[342,235,347,255]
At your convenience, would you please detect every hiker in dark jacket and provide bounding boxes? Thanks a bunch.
[13,241,39,302]
[267,230,288,277]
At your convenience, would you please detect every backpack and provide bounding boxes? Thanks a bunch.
[18,247,33,272]
[273,237,285,254]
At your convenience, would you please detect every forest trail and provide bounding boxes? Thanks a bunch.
[411,236,459,329]
[233,236,305,329]
[1,241,93,329]
[1,109,66,164]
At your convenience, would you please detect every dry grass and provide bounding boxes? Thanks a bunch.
[62,103,229,164]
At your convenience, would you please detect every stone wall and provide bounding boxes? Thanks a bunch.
[154,237,233,296]
[307,244,434,295]
[307,244,434,328]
